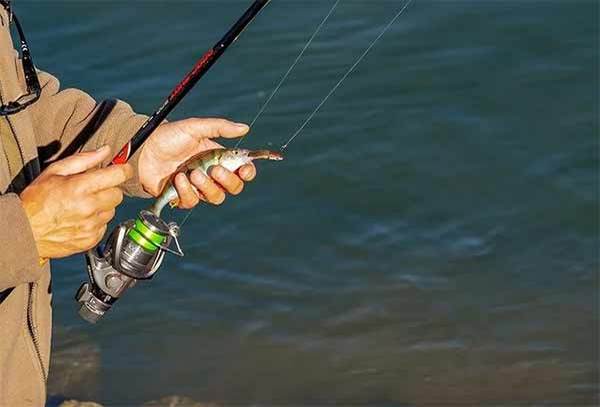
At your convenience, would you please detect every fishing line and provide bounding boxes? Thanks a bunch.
[181,0,340,227]
[235,0,341,148]
[179,207,195,228]
[281,0,414,151]
[180,0,413,228]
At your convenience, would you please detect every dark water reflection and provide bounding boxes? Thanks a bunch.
[17,0,598,404]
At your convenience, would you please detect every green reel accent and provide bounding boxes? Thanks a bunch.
[127,217,168,253]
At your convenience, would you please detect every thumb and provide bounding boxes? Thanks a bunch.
[48,145,112,176]
[175,118,250,140]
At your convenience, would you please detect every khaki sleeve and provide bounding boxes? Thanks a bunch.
[0,194,46,291]
[28,69,151,197]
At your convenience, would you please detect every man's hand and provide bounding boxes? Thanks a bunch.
[20,146,132,260]
[138,118,256,208]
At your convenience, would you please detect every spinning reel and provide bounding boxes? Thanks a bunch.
[73,0,271,323]
[75,210,183,323]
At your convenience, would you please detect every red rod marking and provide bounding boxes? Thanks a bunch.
[112,142,132,165]
[170,49,216,99]
[111,49,216,166]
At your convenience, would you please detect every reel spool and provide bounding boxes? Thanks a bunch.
[75,210,183,324]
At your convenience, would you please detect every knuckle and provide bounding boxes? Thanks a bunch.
[70,180,86,195]
[214,118,229,130]
[205,119,223,136]
[80,203,96,217]
[176,185,192,200]
[175,172,189,188]
[120,164,134,180]
[112,188,124,205]
[209,166,224,179]
[111,168,126,184]
[198,179,217,196]
[81,221,99,235]
[103,209,116,222]
[65,175,85,191]
[190,170,208,188]
[190,168,205,181]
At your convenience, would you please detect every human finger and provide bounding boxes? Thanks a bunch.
[95,209,117,225]
[47,145,111,176]
[175,117,249,140]
[208,165,244,196]
[92,187,124,212]
[173,173,200,209]
[238,163,256,182]
[75,164,133,193]
[189,169,226,205]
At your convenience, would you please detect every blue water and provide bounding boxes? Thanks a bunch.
[18,0,599,405]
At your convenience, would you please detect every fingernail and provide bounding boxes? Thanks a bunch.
[97,145,110,152]
[234,122,249,130]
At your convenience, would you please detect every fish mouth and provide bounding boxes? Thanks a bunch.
[248,150,284,161]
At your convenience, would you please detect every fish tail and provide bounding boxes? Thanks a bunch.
[150,186,176,217]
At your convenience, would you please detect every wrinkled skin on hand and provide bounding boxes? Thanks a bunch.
[138,118,257,209]
[20,146,132,259]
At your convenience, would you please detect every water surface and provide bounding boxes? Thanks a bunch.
[18,0,598,405]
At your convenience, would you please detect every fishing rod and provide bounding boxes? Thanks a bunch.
[76,0,415,324]
[76,0,271,324]
[112,0,271,164]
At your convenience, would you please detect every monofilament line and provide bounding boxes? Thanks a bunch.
[179,206,194,228]
[281,0,414,151]
[235,0,341,148]
[181,1,339,227]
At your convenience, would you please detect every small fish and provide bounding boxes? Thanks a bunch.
[150,148,283,217]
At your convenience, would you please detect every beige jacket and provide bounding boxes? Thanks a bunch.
[0,6,149,405]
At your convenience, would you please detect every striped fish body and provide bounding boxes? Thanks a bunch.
[150,148,283,217]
